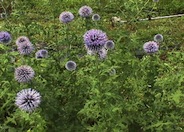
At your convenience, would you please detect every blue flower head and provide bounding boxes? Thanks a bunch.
[16,36,30,46]
[59,11,74,24]
[143,41,159,53]
[98,47,108,59]
[65,61,77,71]
[15,88,41,112]
[0,31,11,44]
[154,34,163,43]
[79,5,93,18]
[35,49,48,59]
[83,29,108,51]
[15,65,35,83]
[92,14,100,21]
[17,41,34,55]
[105,40,115,50]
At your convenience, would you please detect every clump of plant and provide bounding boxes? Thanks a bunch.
[0,1,184,132]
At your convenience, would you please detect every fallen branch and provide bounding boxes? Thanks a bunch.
[111,14,184,24]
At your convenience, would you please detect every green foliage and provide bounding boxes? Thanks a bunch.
[0,0,184,131]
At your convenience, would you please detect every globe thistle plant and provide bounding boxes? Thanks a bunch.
[86,48,96,55]
[83,29,108,52]
[16,36,30,46]
[105,40,115,50]
[0,31,11,44]
[92,14,100,21]
[143,41,159,54]
[15,88,41,112]
[65,61,77,71]
[17,41,34,55]
[35,49,48,59]
[15,65,35,83]
[154,34,163,43]
[79,5,93,18]
[98,48,108,59]
[59,11,74,24]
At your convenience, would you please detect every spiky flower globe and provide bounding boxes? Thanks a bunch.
[98,48,108,59]
[15,65,35,83]
[86,48,96,55]
[92,14,100,21]
[0,31,11,44]
[143,41,159,54]
[105,40,115,50]
[15,88,41,112]
[65,61,77,71]
[35,49,48,59]
[16,36,30,46]
[154,34,163,43]
[59,11,74,24]
[79,5,93,18]
[17,41,34,55]
[83,29,108,52]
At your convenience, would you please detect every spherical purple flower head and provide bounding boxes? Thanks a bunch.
[35,49,48,59]
[0,31,11,44]
[86,48,96,55]
[17,41,34,55]
[105,40,115,50]
[15,65,35,83]
[15,88,41,112]
[16,36,30,46]
[98,47,108,59]
[83,29,108,51]
[65,61,77,71]
[92,14,100,21]
[154,34,163,43]
[59,11,74,24]
[79,5,93,18]
[143,41,159,54]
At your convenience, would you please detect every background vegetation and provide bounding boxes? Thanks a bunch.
[0,0,184,131]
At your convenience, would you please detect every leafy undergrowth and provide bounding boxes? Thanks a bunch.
[0,0,184,132]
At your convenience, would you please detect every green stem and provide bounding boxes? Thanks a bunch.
[84,18,91,30]
[65,24,71,58]
[135,0,150,19]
